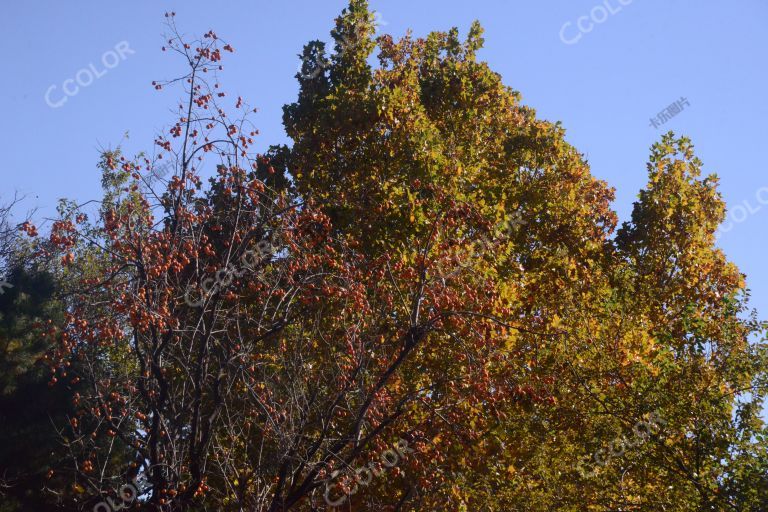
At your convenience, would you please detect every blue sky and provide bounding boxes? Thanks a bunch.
[2,0,767,319]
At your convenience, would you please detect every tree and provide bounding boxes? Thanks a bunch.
[31,3,768,511]
[282,2,768,510]
[0,199,84,511]
[37,13,514,510]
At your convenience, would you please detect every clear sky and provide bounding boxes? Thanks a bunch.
[2,0,767,319]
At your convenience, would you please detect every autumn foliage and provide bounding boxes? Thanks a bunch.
[3,2,767,512]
